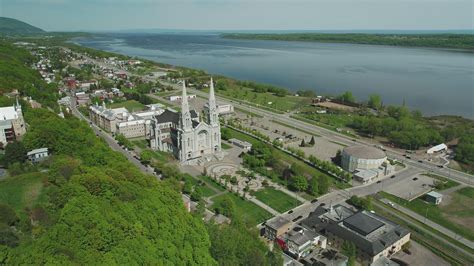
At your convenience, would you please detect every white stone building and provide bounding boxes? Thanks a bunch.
[150,79,221,164]
[0,99,26,145]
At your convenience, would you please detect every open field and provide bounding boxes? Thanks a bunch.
[0,172,48,211]
[196,175,225,193]
[216,86,310,112]
[381,190,474,242]
[109,100,145,112]
[253,187,301,213]
[131,139,148,149]
[211,193,272,225]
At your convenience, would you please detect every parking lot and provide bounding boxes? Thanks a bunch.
[383,173,435,201]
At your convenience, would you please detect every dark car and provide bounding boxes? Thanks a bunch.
[311,199,318,203]
[418,160,423,163]
[391,175,396,178]
[413,177,418,181]
[288,210,294,214]
[377,180,382,184]
[438,165,444,168]
[320,203,326,207]
[292,216,303,222]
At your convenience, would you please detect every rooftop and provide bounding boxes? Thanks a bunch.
[27,148,48,156]
[266,216,291,230]
[426,191,443,199]
[343,145,386,160]
[0,106,19,120]
[343,212,384,236]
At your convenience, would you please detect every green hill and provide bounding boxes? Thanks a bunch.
[0,17,45,34]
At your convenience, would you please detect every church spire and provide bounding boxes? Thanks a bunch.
[181,81,192,131]
[208,77,218,126]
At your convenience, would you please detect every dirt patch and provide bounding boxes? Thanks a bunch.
[316,102,357,112]
[23,182,43,208]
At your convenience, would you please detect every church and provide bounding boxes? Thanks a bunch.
[149,79,221,164]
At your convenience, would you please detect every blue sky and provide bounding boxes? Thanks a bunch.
[1,0,473,31]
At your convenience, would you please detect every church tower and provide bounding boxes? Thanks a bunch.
[207,78,221,153]
[179,81,194,162]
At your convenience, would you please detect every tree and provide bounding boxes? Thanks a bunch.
[309,136,315,146]
[214,195,235,218]
[290,175,308,192]
[300,139,306,147]
[0,204,19,226]
[338,91,356,103]
[341,240,357,266]
[221,127,232,140]
[139,150,153,165]
[3,141,26,166]
[318,175,330,195]
[308,177,319,196]
[368,94,382,110]
[191,187,202,202]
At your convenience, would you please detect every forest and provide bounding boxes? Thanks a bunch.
[224,33,474,50]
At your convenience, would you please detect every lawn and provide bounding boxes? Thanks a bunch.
[253,187,302,213]
[226,127,348,191]
[221,142,232,150]
[131,139,148,149]
[0,172,48,211]
[215,86,309,113]
[197,175,225,192]
[211,193,273,225]
[109,100,145,112]
[380,190,474,242]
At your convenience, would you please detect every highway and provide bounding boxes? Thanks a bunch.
[187,87,474,186]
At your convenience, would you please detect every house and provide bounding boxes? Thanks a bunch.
[27,148,49,163]
[427,143,448,154]
[425,191,443,205]
[265,216,292,240]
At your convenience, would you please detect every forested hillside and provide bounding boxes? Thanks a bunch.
[0,17,45,35]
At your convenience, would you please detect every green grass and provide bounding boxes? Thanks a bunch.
[131,139,148,149]
[197,175,225,192]
[226,127,349,191]
[221,142,232,150]
[0,172,48,211]
[109,100,145,112]
[253,188,302,213]
[380,191,474,242]
[199,184,218,198]
[457,187,474,198]
[421,173,460,190]
[211,193,273,225]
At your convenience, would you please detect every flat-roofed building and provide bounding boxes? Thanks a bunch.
[301,205,410,265]
[265,216,292,240]
[27,148,49,163]
[0,99,26,145]
[229,138,252,151]
[425,191,443,205]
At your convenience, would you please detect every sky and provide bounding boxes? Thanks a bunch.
[1,0,473,31]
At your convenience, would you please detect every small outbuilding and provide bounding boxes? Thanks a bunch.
[425,191,443,205]
[27,148,49,164]
[427,143,447,154]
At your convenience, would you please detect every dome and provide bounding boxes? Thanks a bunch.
[342,146,386,160]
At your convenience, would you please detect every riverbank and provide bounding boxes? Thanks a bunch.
[223,33,474,51]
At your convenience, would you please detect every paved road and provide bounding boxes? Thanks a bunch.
[380,198,474,249]
[68,98,151,175]
[373,201,474,261]
[185,87,473,186]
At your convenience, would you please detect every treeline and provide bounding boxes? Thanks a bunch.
[223,33,474,50]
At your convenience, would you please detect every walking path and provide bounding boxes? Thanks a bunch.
[249,197,281,216]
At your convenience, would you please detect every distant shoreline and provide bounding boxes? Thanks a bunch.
[222,33,474,51]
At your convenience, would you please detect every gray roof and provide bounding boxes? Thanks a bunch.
[27,148,48,156]
[267,216,291,230]
[155,109,198,125]
[426,191,443,198]
[343,212,384,236]
[343,146,386,160]
[286,227,319,246]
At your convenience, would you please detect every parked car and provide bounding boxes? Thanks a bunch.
[311,199,318,203]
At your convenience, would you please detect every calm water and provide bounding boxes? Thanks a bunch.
[75,33,474,118]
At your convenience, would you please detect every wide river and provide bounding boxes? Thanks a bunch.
[75,33,474,118]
